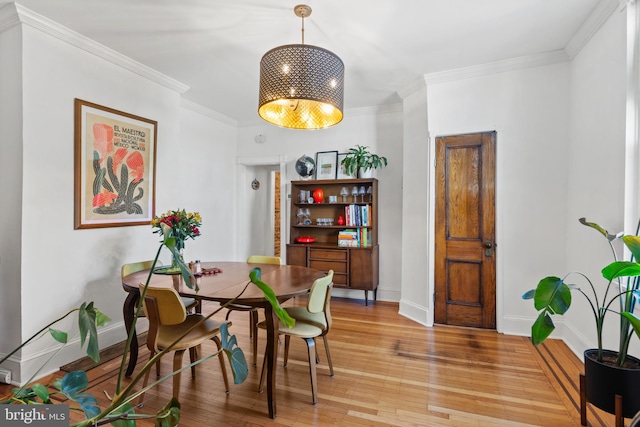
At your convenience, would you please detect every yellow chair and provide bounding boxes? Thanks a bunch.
[225,255,281,366]
[121,260,198,377]
[258,270,334,405]
[138,285,230,403]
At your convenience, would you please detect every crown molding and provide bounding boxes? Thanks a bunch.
[565,0,620,59]
[0,3,189,94]
[424,50,570,85]
[180,98,237,127]
[397,76,428,100]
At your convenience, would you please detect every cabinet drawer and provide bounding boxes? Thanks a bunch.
[309,259,347,274]
[309,249,347,261]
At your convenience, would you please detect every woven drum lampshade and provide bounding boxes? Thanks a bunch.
[258,5,344,130]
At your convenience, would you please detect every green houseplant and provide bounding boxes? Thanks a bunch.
[340,145,387,178]
[522,217,640,420]
[0,222,294,426]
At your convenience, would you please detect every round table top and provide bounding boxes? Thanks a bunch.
[122,261,324,305]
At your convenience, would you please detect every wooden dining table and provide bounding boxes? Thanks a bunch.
[121,261,324,419]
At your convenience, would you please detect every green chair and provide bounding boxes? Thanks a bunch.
[258,270,334,404]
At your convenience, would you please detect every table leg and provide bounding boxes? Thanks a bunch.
[264,304,279,419]
[123,290,139,378]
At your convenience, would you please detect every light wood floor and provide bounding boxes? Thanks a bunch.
[2,297,619,426]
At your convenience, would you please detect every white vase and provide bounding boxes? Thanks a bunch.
[358,168,373,179]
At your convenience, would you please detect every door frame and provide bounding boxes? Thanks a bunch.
[427,130,502,331]
[236,155,288,262]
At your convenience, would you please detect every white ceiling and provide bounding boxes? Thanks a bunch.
[6,0,609,124]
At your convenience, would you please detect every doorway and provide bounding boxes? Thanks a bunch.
[434,132,496,329]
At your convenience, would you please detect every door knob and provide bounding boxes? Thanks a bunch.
[484,240,493,257]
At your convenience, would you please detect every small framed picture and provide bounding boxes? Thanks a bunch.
[315,151,338,180]
[336,153,351,179]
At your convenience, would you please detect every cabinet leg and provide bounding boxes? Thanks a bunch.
[364,290,368,306]
[580,374,587,426]
[615,394,623,427]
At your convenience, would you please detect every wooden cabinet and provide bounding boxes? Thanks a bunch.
[286,178,379,305]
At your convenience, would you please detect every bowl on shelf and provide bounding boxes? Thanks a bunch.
[295,236,316,243]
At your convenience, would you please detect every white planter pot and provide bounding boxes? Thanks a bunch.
[358,168,373,178]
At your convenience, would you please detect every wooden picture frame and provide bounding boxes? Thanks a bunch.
[315,150,338,180]
[336,152,351,179]
[74,98,157,229]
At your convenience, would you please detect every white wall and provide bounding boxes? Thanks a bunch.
[236,107,404,302]
[1,6,238,383]
[562,8,627,357]
[424,61,572,334]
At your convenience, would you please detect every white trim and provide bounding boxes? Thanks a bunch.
[180,99,237,126]
[424,51,569,86]
[2,3,189,94]
[398,299,430,327]
[625,1,640,236]
[565,0,620,59]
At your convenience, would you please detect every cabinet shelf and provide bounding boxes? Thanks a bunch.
[287,178,379,306]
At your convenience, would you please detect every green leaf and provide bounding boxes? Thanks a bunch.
[249,268,295,328]
[623,235,640,262]
[59,371,101,418]
[110,402,137,427]
[579,217,609,237]
[531,312,555,345]
[31,383,50,403]
[220,323,248,384]
[155,398,180,427]
[522,289,535,299]
[533,276,571,315]
[49,328,68,344]
[621,312,640,340]
[78,302,100,362]
[602,261,640,281]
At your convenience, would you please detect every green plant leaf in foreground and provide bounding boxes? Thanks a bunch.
[155,398,180,427]
[621,311,640,340]
[533,276,571,315]
[249,268,295,328]
[602,261,640,281]
[623,235,640,261]
[78,302,111,363]
[58,371,100,419]
[531,312,555,346]
[220,323,248,384]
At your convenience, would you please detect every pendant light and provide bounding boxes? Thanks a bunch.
[258,4,344,130]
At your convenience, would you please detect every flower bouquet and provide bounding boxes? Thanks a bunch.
[151,209,201,273]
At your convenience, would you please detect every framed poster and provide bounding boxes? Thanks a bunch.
[74,99,157,229]
[315,150,338,180]
[336,152,351,179]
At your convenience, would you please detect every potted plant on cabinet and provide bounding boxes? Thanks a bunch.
[340,145,387,178]
[522,218,640,425]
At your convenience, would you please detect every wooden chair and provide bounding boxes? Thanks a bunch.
[121,260,198,377]
[225,255,281,366]
[258,270,334,404]
[138,285,229,404]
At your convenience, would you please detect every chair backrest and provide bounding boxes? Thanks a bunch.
[307,270,334,314]
[247,255,282,265]
[122,260,155,279]
[138,284,187,326]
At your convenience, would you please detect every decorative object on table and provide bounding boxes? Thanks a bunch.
[313,188,325,203]
[295,154,316,180]
[258,4,344,130]
[251,179,260,190]
[340,145,388,178]
[295,236,316,243]
[329,195,337,203]
[74,98,157,229]
[366,186,373,202]
[522,218,640,425]
[337,215,345,226]
[151,209,201,274]
[351,186,358,203]
[315,151,339,180]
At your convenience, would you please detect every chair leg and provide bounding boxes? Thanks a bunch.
[189,347,197,378]
[251,309,258,367]
[212,336,230,393]
[258,346,267,393]
[172,350,185,400]
[137,351,156,407]
[305,337,318,405]
[284,335,291,367]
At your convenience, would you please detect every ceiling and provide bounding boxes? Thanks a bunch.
[5,0,606,125]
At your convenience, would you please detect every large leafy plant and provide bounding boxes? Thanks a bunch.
[523,218,640,366]
[340,145,387,178]
[0,223,294,425]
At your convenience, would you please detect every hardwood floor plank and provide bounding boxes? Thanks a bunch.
[0,297,621,426]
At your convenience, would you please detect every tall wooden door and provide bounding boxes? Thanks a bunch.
[434,132,496,328]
